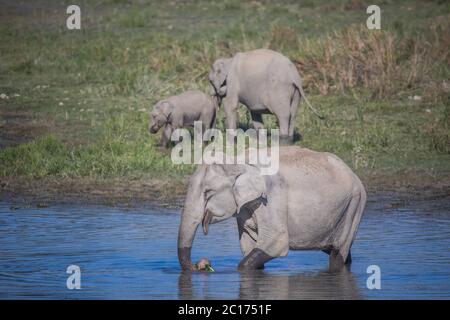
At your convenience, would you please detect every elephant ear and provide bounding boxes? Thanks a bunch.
[211,58,231,93]
[233,166,267,213]
[218,59,231,80]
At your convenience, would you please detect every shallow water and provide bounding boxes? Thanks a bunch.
[0,193,449,299]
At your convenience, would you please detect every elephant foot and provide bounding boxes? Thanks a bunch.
[328,250,347,273]
[279,135,294,146]
[238,248,273,270]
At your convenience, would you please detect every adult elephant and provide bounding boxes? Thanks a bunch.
[209,49,323,144]
[178,146,366,272]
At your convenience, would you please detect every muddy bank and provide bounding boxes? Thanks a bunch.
[0,176,188,208]
[0,110,51,149]
[1,171,449,208]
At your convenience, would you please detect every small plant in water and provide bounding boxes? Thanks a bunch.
[194,258,215,272]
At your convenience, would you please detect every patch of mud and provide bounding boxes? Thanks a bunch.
[361,170,450,194]
[0,176,187,208]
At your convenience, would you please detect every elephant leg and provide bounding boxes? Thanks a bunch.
[160,124,173,148]
[200,119,207,132]
[236,216,257,256]
[236,216,274,271]
[238,248,273,270]
[208,110,217,129]
[250,112,264,131]
[330,189,365,271]
[328,249,346,272]
[277,114,292,145]
[224,95,239,130]
[239,230,257,257]
[270,90,293,144]
[238,191,288,271]
[326,249,352,272]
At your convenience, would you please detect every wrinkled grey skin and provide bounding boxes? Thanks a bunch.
[209,49,322,144]
[178,146,366,272]
[149,90,218,148]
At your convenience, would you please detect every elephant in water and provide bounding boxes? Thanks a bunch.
[178,146,366,272]
[209,49,323,144]
[149,90,218,148]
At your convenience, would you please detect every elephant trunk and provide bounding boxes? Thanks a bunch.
[177,213,199,271]
[177,178,204,271]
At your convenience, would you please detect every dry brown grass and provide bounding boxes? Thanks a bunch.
[293,17,450,100]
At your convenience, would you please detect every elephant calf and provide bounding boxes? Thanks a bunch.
[149,90,218,148]
[178,146,366,272]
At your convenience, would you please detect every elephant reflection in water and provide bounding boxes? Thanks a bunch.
[178,271,219,300]
[238,269,362,300]
[178,269,362,300]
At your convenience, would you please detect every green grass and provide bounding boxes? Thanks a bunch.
[0,0,449,183]
[0,113,194,179]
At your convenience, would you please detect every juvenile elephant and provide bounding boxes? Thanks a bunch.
[209,49,323,144]
[178,146,366,272]
[149,90,218,148]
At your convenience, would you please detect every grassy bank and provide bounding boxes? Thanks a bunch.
[0,0,449,203]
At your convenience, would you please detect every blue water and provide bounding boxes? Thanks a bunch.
[0,193,449,299]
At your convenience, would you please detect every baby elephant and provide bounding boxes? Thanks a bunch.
[149,90,218,148]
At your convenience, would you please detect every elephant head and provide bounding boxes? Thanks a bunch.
[149,100,173,134]
[177,164,266,271]
[209,58,232,98]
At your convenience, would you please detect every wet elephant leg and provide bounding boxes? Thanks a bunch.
[324,247,352,267]
[238,248,273,270]
[328,249,352,272]
[329,250,344,272]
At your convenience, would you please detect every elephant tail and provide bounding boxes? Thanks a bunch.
[294,84,324,120]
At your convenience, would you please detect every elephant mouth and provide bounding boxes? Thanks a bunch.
[211,80,227,98]
[149,125,159,134]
